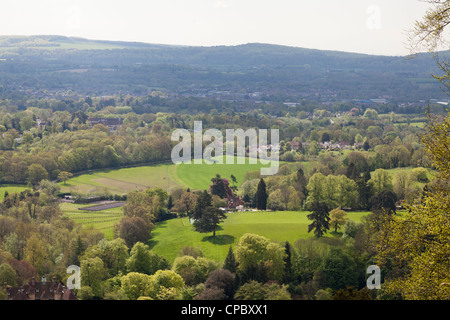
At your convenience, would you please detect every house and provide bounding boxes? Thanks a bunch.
[4,276,77,300]
[350,108,360,116]
[290,141,300,151]
[301,142,310,148]
[88,117,123,131]
[36,118,48,130]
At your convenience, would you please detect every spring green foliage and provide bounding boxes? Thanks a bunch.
[375,112,450,299]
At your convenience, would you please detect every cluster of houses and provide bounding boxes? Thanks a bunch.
[88,117,123,131]
[3,276,77,300]
[290,140,356,152]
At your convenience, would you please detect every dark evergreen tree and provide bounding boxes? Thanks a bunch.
[223,246,238,274]
[346,162,360,181]
[363,140,370,151]
[307,201,330,238]
[321,132,331,143]
[242,194,251,205]
[192,190,226,237]
[294,168,307,200]
[210,174,227,198]
[322,248,358,291]
[356,170,374,210]
[256,178,268,210]
[283,241,293,284]
[370,190,397,215]
[230,174,238,193]
[72,236,85,265]
[238,262,268,285]
[167,195,174,210]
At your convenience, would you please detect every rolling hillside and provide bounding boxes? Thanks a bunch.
[0,35,445,101]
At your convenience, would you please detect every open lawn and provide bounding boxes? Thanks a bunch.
[148,210,370,264]
[174,157,283,190]
[60,156,286,194]
[59,163,182,194]
[0,185,29,200]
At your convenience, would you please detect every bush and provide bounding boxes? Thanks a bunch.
[342,220,363,239]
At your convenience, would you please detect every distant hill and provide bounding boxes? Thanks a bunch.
[0,35,446,101]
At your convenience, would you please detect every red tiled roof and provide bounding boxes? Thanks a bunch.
[5,278,77,300]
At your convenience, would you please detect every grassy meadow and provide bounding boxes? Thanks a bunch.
[59,163,182,194]
[59,156,285,194]
[149,210,370,264]
[60,198,370,264]
[174,156,283,190]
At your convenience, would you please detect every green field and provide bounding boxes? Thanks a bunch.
[174,157,282,190]
[385,167,435,189]
[59,163,183,194]
[60,202,123,239]
[60,157,283,194]
[0,185,29,200]
[394,122,427,128]
[149,210,370,264]
[60,199,369,262]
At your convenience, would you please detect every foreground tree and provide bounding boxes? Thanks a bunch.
[197,269,236,300]
[375,5,450,297]
[120,272,153,300]
[234,233,286,282]
[376,113,450,299]
[0,263,17,286]
[322,248,358,291]
[80,256,107,298]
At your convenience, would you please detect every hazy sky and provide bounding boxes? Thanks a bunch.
[0,0,433,56]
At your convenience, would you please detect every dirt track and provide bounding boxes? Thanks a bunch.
[80,202,126,211]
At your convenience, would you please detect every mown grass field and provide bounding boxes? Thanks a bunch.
[0,185,29,200]
[59,163,182,194]
[60,198,370,263]
[59,156,285,194]
[174,157,283,190]
[148,210,370,264]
